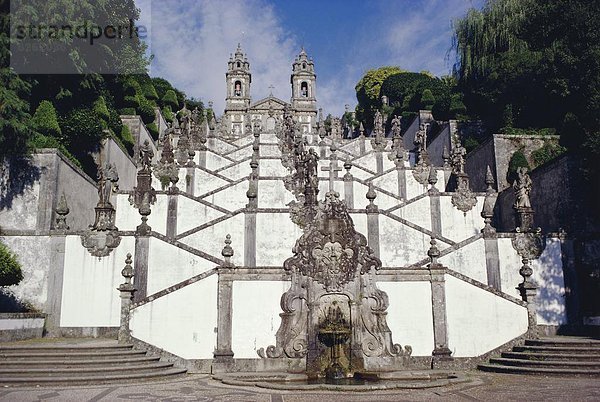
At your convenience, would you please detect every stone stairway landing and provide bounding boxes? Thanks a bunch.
[0,338,187,386]
[479,336,600,376]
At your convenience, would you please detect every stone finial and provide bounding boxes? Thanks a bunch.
[427,237,440,266]
[442,146,450,169]
[359,122,365,138]
[428,165,438,190]
[343,160,353,181]
[221,234,234,266]
[485,165,495,193]
[366,182,378,213]
[121,253,134,286]
[55,193,70,230]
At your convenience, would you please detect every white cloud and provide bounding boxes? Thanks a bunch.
[144,0,299,113]
[139,0,482,117]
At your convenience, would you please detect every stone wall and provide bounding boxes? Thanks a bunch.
[466,134,561,192]
[103,138,137,191]
[0,150,97,233]
[427,123,450,167]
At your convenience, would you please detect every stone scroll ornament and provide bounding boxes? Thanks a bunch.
[81,161,121,257]
[154,124,180,192]
[258,192,411,362]
[450,141,477,214]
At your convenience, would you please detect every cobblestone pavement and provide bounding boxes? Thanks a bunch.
[1,372,599,401]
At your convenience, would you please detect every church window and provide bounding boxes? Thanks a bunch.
[237,61,241,68]
[300,82,308,97]
[234,80,242,96]
[302,62,306,70]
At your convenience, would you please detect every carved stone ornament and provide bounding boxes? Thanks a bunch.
[81,160,121,257]
[451,173,477,214]
[54,193,70,231]
[412,160,430,185]
[370,110,387,152]
[259,192,411,373]
[129,142,158,236]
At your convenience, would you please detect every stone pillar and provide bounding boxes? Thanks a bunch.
[343,161,354,208]
[166,193,178,238]
[427,239,453,368]
[185,166,195,194]
[397,167,407,201]
[213,235,235,372]
[244,211,256,267]
[428,166,442,236]
[118,253,136,344]
[375,151,383,175]
[133,235,149,302]
[482,166,500,289]
[366,184,380,258]
[197,149,207,169]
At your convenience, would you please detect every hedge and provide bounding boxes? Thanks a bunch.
[0,242,24,287]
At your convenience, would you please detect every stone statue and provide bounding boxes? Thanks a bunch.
[414,123,428,151]
[391,115,401,138]
[139,139,154,172]
[451,144,467,174]
[306,148,319,187]
[513,167,532,209]
[98,163,119,207]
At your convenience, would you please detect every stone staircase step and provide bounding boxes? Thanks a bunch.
[489,357,600,369]
[478,363,600,376]
[0,339,187,386]
[526,337,600,347]
[0,355,161,368]
[0,362,174,377]
[501,351,600,361]
[0,350,148,360]
[513,345,600,354]
[0,368,188,386]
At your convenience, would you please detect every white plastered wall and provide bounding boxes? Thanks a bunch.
[445,275,528,357]
[130,275,217,359]
[379,281,434,356]
[60,235,135,327]
[147,237,216,295]
[231,281,290,358]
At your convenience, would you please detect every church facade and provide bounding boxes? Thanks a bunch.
[223,44,318,135]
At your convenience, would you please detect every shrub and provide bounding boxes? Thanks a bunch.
[146,122,159,141]
[123,80,142,109]
[32,100,62,139]
[119,125,135,154]
[162,90,179,110]
[137,98,156,125]
[464,136,480,152]
[139,77,159,101]
[28,133,82,168]
[507,149,530,183]
[119,108,137,115]
[420,89,435,110]
[93,96,110,122]
[162,106,174,123]
[532,142,566,167]
[450,93,467,118]
[60,107,104,156]
[0,242,24,287]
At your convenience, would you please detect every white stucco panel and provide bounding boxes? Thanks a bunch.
[378,281,434,356]
[379,215,432,267]
[439,196,484,242]
[498,238,524,298]
[130,275,217,359]
[147,237,216,295]
[194,168,228,196]
[445,275,528,357]
[258,180,295,209]
[439,238,487,284]
[176,196,224,235]
[60,235,135,327]
[532,238,567,325]
[394,196,432,232]
[207,180,249,212]
[256,213,303,266]
[232,281,291,358]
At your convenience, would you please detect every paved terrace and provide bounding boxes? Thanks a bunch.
[0,372,598,401]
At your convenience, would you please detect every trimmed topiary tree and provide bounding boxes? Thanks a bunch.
[93,96,110,128]
[0,242,24,287]
[421,89,435,110]
[450,93,467,118]
[507,148,531,183]
[146,122,159,141]
[32,100,62,139]
[162,89,179,111]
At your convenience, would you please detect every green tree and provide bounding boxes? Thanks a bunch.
[420,89,435,110]
[32,100,62,139]
[355,66,405,129]
[162,90,179,111]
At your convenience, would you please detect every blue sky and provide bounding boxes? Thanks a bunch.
[139,0,484,115]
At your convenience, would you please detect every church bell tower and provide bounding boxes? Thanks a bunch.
[290,48,317,133]
[225,44,251,135]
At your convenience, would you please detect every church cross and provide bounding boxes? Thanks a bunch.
[321,156,342,191]
[268,84,275,96]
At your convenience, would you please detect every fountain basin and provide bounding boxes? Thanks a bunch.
[213,370,472,391]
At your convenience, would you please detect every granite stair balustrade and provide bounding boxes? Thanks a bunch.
[0,339,187,386]
[479,336,600,376]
